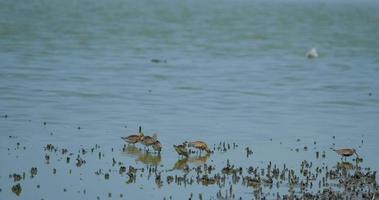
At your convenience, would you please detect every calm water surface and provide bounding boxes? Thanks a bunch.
[1,0,379,199]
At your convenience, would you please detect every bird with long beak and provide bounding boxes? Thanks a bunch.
[151,140,162,155]
[141,133,158,151]
[121,126,144,145]
[173,142,189,158]
[187,140,212,155]
[331,148,359,160]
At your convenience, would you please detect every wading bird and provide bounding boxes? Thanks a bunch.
[142,133,158,151]
[151,140,162,155]
[331,148,359,160]
[121,126,144,145]
[187,141,211,155]
[173,142,189,158]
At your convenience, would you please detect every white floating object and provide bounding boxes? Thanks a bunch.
[306,48,318,59]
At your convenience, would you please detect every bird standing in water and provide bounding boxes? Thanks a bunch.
[173,142,189,158]
[331,148,359,160]
[142,133,158,151]
[151,140,162,155]
[187,141,212,155]
[121,126,144,145]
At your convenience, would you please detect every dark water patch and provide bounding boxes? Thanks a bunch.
[175,86,203,91]
[151,74,169,80]
[239,91,271,97]
[43,89,119,99]
[323,100,367,107]
[281,76,305,82]
[62,76,91,82]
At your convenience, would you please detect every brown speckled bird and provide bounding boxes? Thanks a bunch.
[121,126,144,145]
[141,133,158,147]
[151,140,162,154]
[187,140,211,155]
[141,133,160,153]
[331,148,359,160]
[174,142,189,158]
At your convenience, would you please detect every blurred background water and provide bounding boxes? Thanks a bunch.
[1,0,379,199]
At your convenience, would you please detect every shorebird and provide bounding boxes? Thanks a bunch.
[331,148,359,160]
[173,142,189,158]
[187,141,212,155]
[121,126,144,145]
[151,140,162,154]
[141,133,158,150]
[306,48,318,59]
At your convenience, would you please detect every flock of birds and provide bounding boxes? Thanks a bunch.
[122,127,360,160]
[121,127,212,157]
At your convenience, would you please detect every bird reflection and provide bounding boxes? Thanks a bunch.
[122,145,161,166]
[336,161,354,171]
[122,145,141,156]
[137,152,161,165]
[172,158,189,170]
[188,153,211,165]
[171,153,211,171]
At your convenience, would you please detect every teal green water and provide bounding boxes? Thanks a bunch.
[1,0,379,199]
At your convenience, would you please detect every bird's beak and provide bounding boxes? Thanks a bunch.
[354,151,359,158]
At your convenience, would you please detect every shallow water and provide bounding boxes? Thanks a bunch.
[1,0,379,199]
